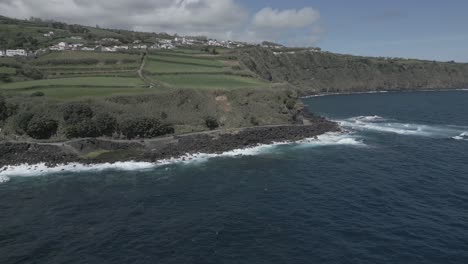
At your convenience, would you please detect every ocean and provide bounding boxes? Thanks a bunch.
[1,90,467,264]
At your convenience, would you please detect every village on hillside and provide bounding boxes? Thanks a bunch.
[0,30,258,57]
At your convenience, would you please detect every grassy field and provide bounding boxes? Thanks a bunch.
[35,51,141,63]
[145,51,266,89]
[145,60,225,74]
[148,54,225,67]
[19,87,153,99]
[0,77,144,89]
[156,74,267,89]
[0,67,16,74]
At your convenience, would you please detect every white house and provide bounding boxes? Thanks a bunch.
[43,31,54,37]
[49,42,69,51]
[6,49,27,57]
[0,50,5,57]
[81,47,96,51]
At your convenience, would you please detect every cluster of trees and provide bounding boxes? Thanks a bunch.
[62,103,174,140]
[0,32,39,50]
[14,111,58,139]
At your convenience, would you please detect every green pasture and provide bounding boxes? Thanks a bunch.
[0,77,145,90]
[156,74,268,89]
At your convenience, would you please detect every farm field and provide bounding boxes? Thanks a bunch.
[144,59,225,74]
[156,74,268,89]
[33,51,141,64]
[18,87,153,99]
[144,51,267,89]
[0,77,145,90]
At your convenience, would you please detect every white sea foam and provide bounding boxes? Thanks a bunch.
[452,132,468,141]
[339,116,467,138]
[0,132,365,182]
[0,175,9,184]
[302,91,389,98]
[297,132,365,147]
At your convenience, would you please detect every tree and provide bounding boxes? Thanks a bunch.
[0,95,7,121]
[119,117,174,139]
[14,111,34,134]
[26,117,58,139]
[205,116,219,130]
[63,103,94,124]
[94,113,117,137]
[65,119,99,139]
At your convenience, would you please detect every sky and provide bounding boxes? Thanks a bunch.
[1,0,467,62]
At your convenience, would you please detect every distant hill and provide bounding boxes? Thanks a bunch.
[0,15,174,51]
[239,47,468,95]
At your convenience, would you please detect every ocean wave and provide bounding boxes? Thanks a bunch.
[452,132,468,141]
[339,115,467,138]
[296,132,365,147]
[0,133,362,182]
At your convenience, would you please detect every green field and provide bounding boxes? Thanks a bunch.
[148,53,224,66]
[18,87,153,99]
[156,74,267,89]
[145,60,225,74]
[0,77,144,89]
[0,67,16,74]
[35,51,141,63]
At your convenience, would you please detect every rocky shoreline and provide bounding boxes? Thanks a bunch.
[0,115,339,168]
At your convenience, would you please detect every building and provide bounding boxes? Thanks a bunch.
[43,31,54,37]
[0,50,4,57]
[81,47,96,51]
[50,42,69,51]
[6,49,27,57]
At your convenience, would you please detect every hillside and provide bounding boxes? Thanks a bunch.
[2,14,468,144]
[239,47,468,95]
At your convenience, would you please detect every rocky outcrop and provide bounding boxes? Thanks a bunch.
[0,116,338,167]
[239,47,468,95]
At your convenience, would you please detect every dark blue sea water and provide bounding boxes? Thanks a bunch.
[1,91,468,264]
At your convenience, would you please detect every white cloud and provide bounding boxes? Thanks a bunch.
[248,7,322,46]
[0,0,323,46]
[253,7,320,29]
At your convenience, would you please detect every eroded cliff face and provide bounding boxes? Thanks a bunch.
[239,47,468,95]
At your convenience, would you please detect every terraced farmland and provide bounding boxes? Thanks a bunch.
[144,51,268,89]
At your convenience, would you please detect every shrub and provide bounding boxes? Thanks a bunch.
[104,59,118,65]
[119,117,174,139]
[26,117,58,139]
[18,66,44,80]
[94,113,118,137]
[63,103,94,124]
[14,112,34,134]
[285,99,296,110]
[0,96,6,121]
[65,119,99,139]
[205,116,219,130]
[30,91,45,97]
[0,74,12,83]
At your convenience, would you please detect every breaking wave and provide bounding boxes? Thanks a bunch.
[295,132,365,147]
[452,132,468,141]
[338,115,468,138]
[0,132,363,182]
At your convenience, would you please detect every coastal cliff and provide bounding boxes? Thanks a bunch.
[239,47,468,95]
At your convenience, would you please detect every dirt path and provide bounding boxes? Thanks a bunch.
[137,52,158,88]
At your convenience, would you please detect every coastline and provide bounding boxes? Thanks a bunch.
[300,88,468,98]
[0,115,339,169]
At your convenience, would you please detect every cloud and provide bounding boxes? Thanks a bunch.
[253,7,320,29]
[249,7,322,46]
[0,0,322,46]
